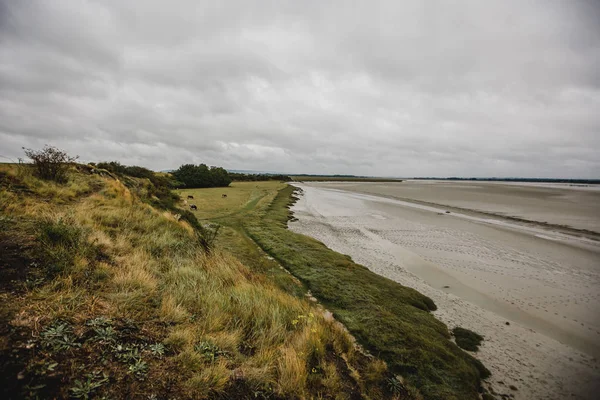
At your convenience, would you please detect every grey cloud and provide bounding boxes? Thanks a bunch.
[0,0,599,178]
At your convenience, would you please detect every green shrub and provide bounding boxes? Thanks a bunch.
[452,327,484,352]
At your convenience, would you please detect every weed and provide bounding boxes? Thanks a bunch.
[128,359,149,380]
[195,341,228,362]
[69,371,109,399]
[91,326,118,343]
[149,343,166,358]
[25,274,45,290]
[119,318,140,334]
[40,321,80,352]
[387,376,408,396]
[46,362,59,372]
[24,359,60,379]
[113,344,143,364]
[85,316,112,328]
[22,383,47,399]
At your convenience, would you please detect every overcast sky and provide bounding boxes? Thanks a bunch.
[1,0,599,177]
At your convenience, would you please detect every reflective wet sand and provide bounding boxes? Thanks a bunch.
[315,180,600,233]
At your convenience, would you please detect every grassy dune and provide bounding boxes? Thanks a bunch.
[182,183,490,400]
[0,165,402,399]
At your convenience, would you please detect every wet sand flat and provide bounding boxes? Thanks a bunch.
[313,180,600,234]
[289,182,600,400]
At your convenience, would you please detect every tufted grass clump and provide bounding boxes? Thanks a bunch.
[453,327,485,352]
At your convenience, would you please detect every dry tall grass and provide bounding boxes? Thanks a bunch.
[0,165,396,399]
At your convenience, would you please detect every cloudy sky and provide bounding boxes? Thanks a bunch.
[1,0,599,177]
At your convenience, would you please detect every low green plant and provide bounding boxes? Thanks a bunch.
[25,274,45,289]
[69,371,109,399]
[194,341,228,363]
[85,316,112,328]
[149,343,166,358]
[45,362,59,373]
[452,327,484,352]
[22,383,47,399]
[128,359,148,380]
[40,321,80,352]
[387,376,408,396]
[91,326,117,343]
[113,344,143,364]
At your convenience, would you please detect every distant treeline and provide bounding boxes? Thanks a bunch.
[96,161,233,189]
[172,164,232,188]
[230,172,291,181]
[415,177,600,184]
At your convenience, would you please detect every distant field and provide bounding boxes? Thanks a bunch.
[290,175,402,182]
[176,181,283,220]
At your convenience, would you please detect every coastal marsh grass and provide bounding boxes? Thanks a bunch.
[452,327,485,352]
[1,165,393,399]
[184,181,490,399]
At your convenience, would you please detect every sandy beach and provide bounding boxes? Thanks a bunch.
[289,181,600,400]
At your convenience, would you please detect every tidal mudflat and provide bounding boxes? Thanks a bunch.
[290,181,600,400]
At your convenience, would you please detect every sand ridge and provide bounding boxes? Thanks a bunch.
[289,182,600,400]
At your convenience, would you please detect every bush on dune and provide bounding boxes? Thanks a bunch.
[23,145,79,183]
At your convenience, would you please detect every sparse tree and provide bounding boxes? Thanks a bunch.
[23,145,79,183]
